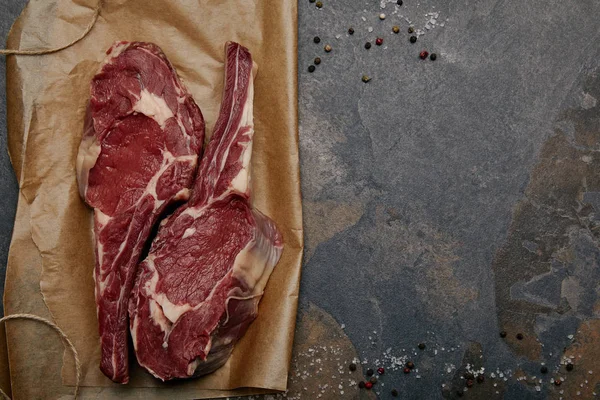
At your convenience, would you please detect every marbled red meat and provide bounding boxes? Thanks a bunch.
[129,42,283,381]
[76,41,205,383]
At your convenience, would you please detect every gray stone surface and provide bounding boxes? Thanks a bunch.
[2,0,600,399]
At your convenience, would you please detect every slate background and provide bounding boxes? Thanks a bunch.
[2,1,600,399]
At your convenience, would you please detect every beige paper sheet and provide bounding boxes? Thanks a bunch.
[3,0,302,398]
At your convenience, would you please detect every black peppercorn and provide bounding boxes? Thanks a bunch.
[457,389,464,397]
[313,36,321,44]
[349,363,356,371]
[391,388,399,397]
[464,372,475,380]
[309,0,315,2]
[308,65,315,73]
[348,27,355,35]
[397,0,403,5]
[500,331,507,338]
[418,343,426,350]
[358,381,365,389]
[566,363,574,371]
[541,366,548,374]
[410,36,417,43]
[430,53,437,61]
[365,42,372,49]
[516,333,524,340]
[314,57,321,65]
[366,368,374,376]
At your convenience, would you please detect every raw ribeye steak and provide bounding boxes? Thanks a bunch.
[76,41,205,383]
[129,42,283,380]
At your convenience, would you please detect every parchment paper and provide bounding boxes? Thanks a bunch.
[2,0,302,398]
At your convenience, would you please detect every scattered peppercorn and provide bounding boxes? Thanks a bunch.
[403,367,411,374]
[358,381,365,389]
[315,1,323,8]
[541,366,548,374]
[308,65,316,73]
[566,363,574,371]
[370,376,378,385]
[406,361,415,369]
[418,343,426,350]
[366,368,374,376]
[464,372,475,380]
[313,36,320,44]
[365,42,372,49]
[477,374,485,383]
[410,35,417,43]
[391,388,399,397]
[500,331,507,338]
[348,27,354,35]
[348,363,356,371]
[362,75,371,83]
[365,381,373,390]
[314,57,321,65]
[397,0,403,5]
[309,0,315,3]
[554,379,562,386]
[377,367,385,375]
[379,13,386,20]
[419,50,429,59]
[408,26,414,33]
[516,333,524,340]
[430,53,437,61]
[466,379,474,388]
[457,390,464,397]
[324,44,332,52]
[376,37,384,46]
[392,26,400,33]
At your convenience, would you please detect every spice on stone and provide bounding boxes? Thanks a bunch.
[403,367,411,374]
[315,1,323,8]
[362,75,371,83]
[308,65,316,73]
[392,26,400,33]
[419,50,429,59]
[541,366,548,374]
[406,361,415,369]
[324,44,332,52]
[464,372,475,380]
[365,42,372,49]
[349,363,357,371]
[391,388,399,397]
[567,363,574,371]
[378,367,385,375]
[313,36,321,44]
[477,374,485,383]
[379,13,386,20]
[309,0,315,3]
[457,390,464,397]
[397,0,403,5]
[348,27,355,35]
[516,333,524,340]
[366,368,374,376]
[365,381,373,390]
[554,379,562,386]
[500,331,507,338]
[376,37,384,46]
[370,376,378,385]
[418,343,426,350]
[430,53,437,61]
[466,379,474,388]
[408,26,414,33]
[358,381,366,389]
[410,35,417,43]
[314,57,321,65]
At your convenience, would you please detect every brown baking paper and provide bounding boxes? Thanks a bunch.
[2,0,302,398]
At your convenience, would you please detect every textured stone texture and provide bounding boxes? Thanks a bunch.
[2,0,600,398]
